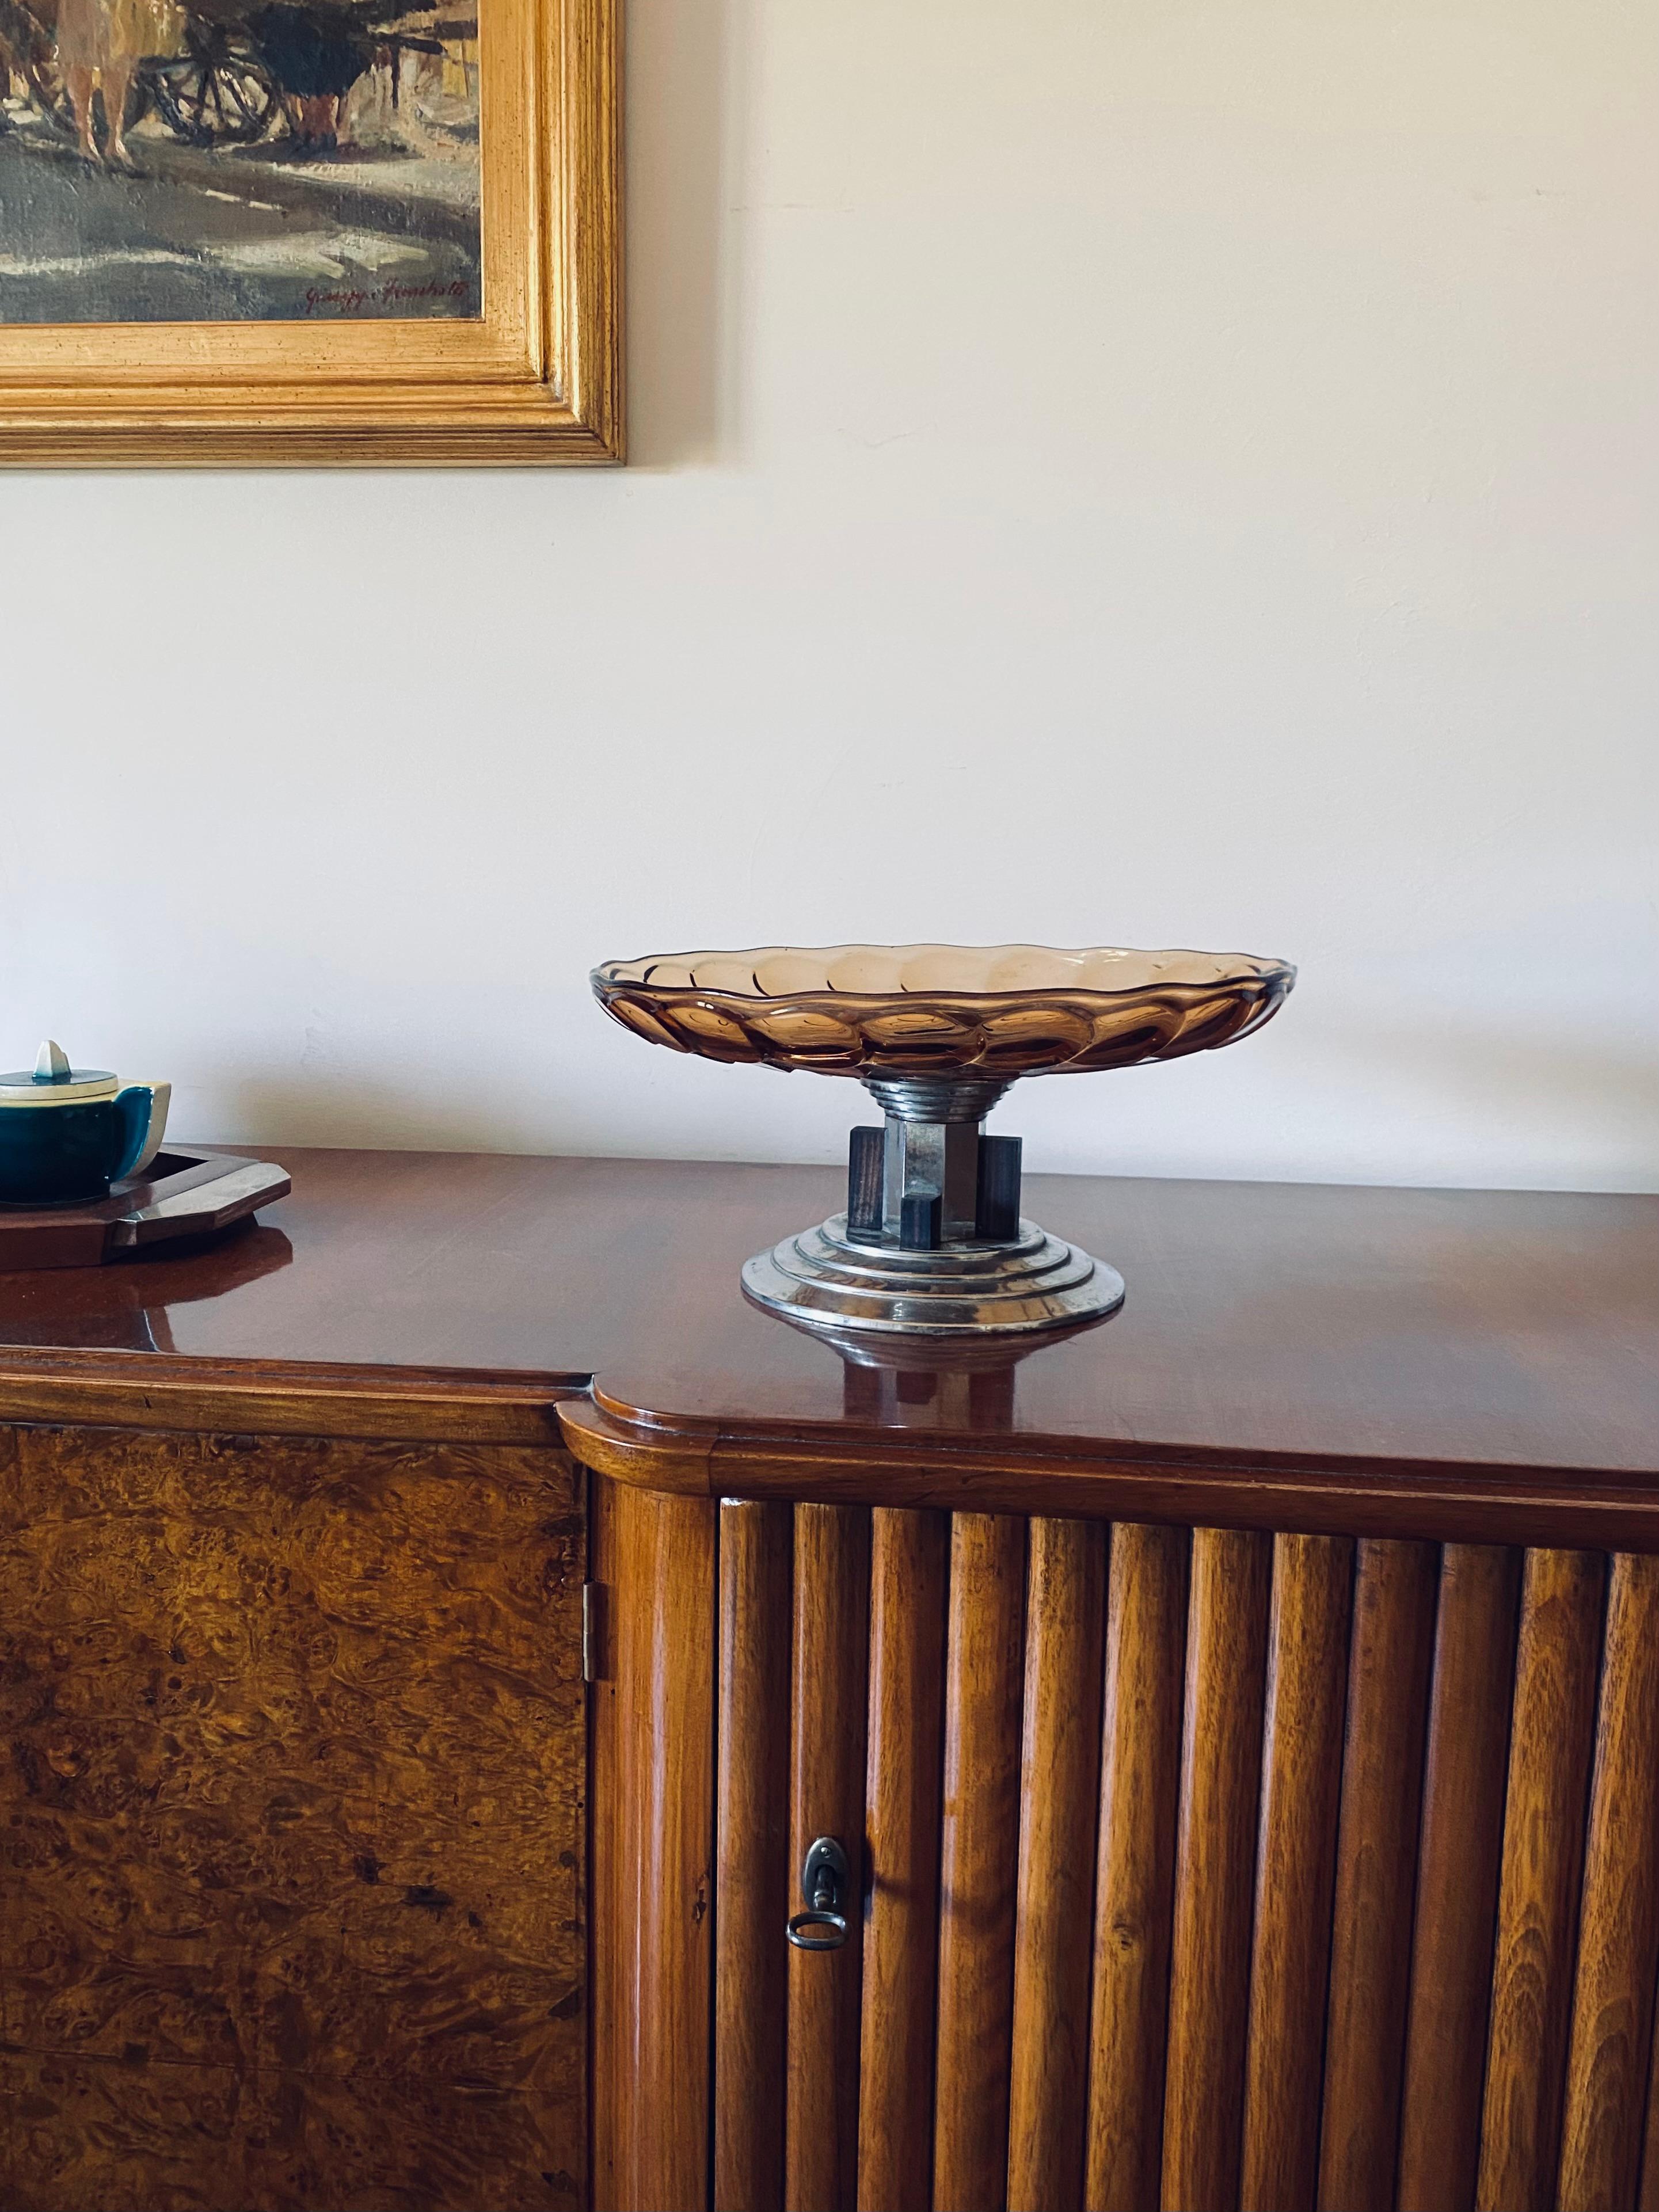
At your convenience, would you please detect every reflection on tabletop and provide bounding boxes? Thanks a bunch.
[751,1299,1117,1432]
[0,1220,294,1353]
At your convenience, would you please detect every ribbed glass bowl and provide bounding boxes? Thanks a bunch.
[591,943,1295,1079]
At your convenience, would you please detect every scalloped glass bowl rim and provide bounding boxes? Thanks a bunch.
[592,943,1296,1002]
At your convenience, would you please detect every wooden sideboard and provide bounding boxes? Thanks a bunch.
[0,1150,1654,2212]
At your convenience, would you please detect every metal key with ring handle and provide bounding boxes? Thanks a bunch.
[786,1835,850,1950]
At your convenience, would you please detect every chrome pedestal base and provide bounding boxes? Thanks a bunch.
[741,1212,1125,1339]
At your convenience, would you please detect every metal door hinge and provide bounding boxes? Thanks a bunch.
[581,1582,603,1684]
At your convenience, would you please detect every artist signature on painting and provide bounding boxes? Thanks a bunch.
[303,279,473,316]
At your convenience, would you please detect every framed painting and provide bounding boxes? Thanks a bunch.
[0,0,618,461]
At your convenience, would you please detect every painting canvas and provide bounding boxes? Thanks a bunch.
[0,0,481,320]
[0,0,619,463]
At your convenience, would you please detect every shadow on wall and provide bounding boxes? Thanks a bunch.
[201,1018,1659,1184]
[626,0,748,467]
[207,1080,555,1156]
[1314,1016,1659,1165]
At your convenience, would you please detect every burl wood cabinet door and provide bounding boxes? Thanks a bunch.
[594,1480,1659,2212]
[0,1423,587,2212]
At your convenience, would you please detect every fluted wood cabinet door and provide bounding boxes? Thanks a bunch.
[591,1476,1659,2212]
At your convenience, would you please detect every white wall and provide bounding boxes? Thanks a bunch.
[3,0,1655,1190]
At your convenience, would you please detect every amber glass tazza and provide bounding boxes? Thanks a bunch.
[592,944,1295,1337]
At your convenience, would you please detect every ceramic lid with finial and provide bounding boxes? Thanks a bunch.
[0,1041,121,1105]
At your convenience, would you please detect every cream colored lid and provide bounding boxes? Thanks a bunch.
[0,1040,119,1106]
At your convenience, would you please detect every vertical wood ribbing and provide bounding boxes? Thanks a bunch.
[1239,1533,1353,2212]
[933,1514,1028,2212]
[1316,1540,1438,2212]
[1007,1518,1107,2212]
[1397,1545,1523,2212]
[1084,1522,1189,2212]
[714,1500,793,2212]
[590,1475,623,2212]
[613,1483,718,2212]
[787,1505,871,2212]
[1161,1526,1272,2212]
[858,1509,949,2212]
[1477,1549,1606,2212]
[1557,1554,1659,2212]
[1639,2002,1659,2212]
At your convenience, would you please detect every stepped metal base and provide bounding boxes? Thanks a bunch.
[741,1212,1125,1339]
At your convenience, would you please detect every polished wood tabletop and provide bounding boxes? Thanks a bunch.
[0,1148,1652,1494]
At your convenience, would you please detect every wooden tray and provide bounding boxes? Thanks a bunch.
[0,1149,291,1271]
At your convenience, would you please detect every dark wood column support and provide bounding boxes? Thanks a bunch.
[932,1514,1026,2211]
[1398,1544,1522,2212]
[1085,1521,1188,2212]
[714,1501,793,2212]
[1006,1516,1105,2212]
[857,1509,949,2212]
[1162,1528,1272,2212]
[1242,1533,1353,2212]
[1318,1540,1440,2212]
[1478,1550,1606,2212]
[1557,1555,1659,2212]
[593,1480,717,2212]
[786,1505,870,2212]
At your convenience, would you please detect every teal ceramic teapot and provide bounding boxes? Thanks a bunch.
[0,1041,172,1205]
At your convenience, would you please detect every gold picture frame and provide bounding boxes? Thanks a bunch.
[0,0,620,464]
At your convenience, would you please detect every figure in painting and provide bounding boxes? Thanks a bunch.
[250,1,370,150]
[54,0,169,165]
